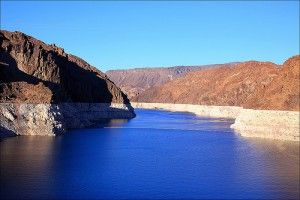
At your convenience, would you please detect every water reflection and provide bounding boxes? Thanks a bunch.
[245,138,300,199]
[0,109,299,199]
[105,118,130,127]
[0,136,58,199]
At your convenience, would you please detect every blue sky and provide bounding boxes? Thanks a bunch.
[1,1,299,71]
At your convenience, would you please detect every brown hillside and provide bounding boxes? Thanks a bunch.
[245,56,300,110]
[106,63,238,100]
[135,56,300,111]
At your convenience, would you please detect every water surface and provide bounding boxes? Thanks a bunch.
[1,109,299,199]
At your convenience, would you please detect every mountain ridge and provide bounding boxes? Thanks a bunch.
[134,56,299,111]
[106,63,239,99]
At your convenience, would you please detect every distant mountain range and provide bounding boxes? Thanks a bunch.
[106,63,239,99]
[108,56,300,111]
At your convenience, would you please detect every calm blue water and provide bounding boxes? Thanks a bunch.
[1,109,299,199]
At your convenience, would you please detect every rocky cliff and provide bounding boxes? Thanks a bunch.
[134,56,300,111]
[0,30,135,136]
[106,63,238,100]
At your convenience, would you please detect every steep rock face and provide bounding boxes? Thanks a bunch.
[106,63,238,100]
[135,56,300,111]
[0,30,135,136]
[0,30,130,104]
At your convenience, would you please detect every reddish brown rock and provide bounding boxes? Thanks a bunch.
[106,63,238,100]
[0,82,52,103]
[245,56,300,111]
[135,56,300,111]
[0,30,131,105]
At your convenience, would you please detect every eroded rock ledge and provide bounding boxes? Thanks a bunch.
[0,103,135,136]
[131,102,299,141]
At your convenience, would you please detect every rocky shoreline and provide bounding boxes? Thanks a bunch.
[0,103,135,136]
[131,102,299,141]
[231,109,299,141]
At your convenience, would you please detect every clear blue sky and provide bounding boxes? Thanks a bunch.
[1,1,299,71]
